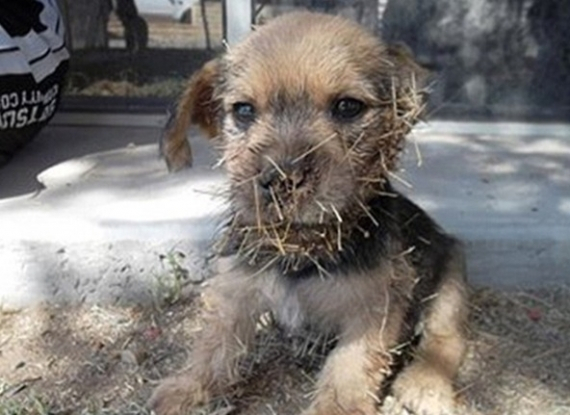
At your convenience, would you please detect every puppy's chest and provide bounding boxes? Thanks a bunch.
[272,287,306,334]
[263,274,347,336]
[263,275,323,335]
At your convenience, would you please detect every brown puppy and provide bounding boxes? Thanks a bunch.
[152,11,468,415]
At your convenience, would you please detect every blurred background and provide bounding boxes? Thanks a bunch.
[58,0,570,121]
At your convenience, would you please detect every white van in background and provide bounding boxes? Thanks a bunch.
[134,0,196,23]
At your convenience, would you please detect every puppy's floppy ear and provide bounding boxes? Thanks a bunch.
[161,59,222,171]
[385,43,429,90]
[383,43,430,125]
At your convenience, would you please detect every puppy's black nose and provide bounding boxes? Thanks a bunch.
[258,159,308,197]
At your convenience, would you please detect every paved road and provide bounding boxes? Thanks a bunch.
[1,114,568,308]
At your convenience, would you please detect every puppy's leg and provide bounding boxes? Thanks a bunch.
[303,305,407,415]
[302,333,387,415]
[149,263,264,415]
[390,245,468,415]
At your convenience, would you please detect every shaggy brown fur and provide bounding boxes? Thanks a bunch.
[151,11,468,415]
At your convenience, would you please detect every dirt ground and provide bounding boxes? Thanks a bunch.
[1,282,570,415]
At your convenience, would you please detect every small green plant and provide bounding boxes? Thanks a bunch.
[153,250,190,308]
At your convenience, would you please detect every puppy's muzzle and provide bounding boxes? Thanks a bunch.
[258,156,314,201]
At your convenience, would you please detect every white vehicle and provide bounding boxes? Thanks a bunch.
[134,0,196,23]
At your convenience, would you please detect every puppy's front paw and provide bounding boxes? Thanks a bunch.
[149,375,209,415]
[387,365,456,415]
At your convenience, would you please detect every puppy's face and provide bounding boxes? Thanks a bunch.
[213,13,424,228]
[189,13,425,260]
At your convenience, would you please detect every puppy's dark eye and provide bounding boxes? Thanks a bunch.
[232,102,256,125]
[331,98,366,122]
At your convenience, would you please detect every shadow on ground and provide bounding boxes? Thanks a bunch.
[0,125,161,200]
